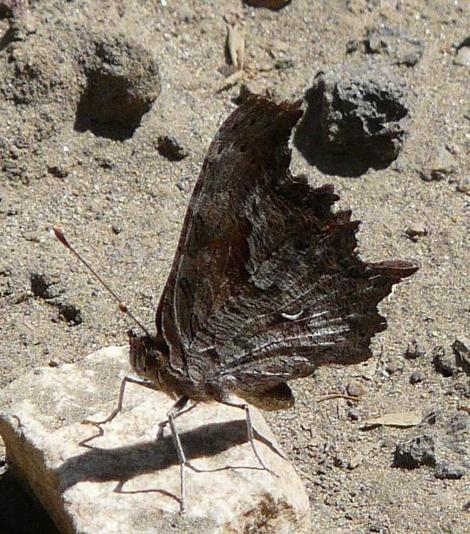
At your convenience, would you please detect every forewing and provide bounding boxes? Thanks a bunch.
[157,96,418,391]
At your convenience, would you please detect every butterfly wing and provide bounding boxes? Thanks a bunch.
[156,96,417,395]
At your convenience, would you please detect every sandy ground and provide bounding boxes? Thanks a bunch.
[0,1,468,532]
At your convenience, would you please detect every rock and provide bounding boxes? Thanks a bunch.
[348,27,423,66]
[434,462,465,480]
[30,272,63,300]
[405,224,427,241]
[0,266,14,297]
[409,370,425,384]
[432,346,457,377]
[394,411,469,476]
[452,336,470,371]
[56,300,83,326]
[347,408,360,421]
[157,135,189,161]
[393,434,436,469]
[75,31,161,140]
[295,66,409,174]
[346,382,367,398]
[420,146,457,181]
[454,38,470,67]
[384,360,402,375]
[0,346,310,534]
[456,176,470,194]
[404,339,425,360]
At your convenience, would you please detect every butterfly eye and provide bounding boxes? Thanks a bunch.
[239,143,248,153]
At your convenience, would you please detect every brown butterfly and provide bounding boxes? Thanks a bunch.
[55,95,417,512]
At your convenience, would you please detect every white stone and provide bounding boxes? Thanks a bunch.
[0,346,310,534]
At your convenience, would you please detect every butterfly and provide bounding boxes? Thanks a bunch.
[55,95,418,512]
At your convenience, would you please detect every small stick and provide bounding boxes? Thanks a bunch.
[52,225,151,337]
[316,394,360,403]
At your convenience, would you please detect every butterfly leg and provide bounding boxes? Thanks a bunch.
[156,402,199,440]
[166,395,190,513]
[221,400,276,477]
[83,376,160,426]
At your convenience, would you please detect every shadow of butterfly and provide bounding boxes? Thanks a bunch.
[56,95,418,512]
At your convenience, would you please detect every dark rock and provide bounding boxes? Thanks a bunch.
[157,135,189,161]
[432,346,457,377]
[410,370,425,384]
[404,339,425,360]
[47,165,69,179]
[347,408,360,421]
[74,32,161,141]
[434,462,465,480]
[452,336,470,371]
[0,266,14,297]
[393,434,436,469]
[365,27,423,66]
[57,301,83,326]
[294,66,409,176]
[30,272,62,300]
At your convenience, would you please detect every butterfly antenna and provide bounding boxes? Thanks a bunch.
[53,225,152,337]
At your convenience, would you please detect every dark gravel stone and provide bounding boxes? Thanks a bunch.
[432,346,457,377]
[30,272,62,300]
[434,462,465,480]
[57,301,83,326]
[453,336,470,372]
[394,434,436,469]
[404,339,425,360]
[347,408,360,421]
[349,27,424,67]
[157,135,189,161]
[295,66,409,175]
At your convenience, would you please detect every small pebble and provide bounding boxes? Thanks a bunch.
[435,462,465,480]
[394,434,436,468]
[454,46,470,67]
[410,370,425,384]
[157,135,188,161]
[452,336,470,367]
[404,339,425,360]
[346,382,366,398]
[347,408,360,421]
[405,224,427,241]
[385,361,402,375]
[432,346,457,377]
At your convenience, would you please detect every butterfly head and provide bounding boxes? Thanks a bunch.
[127,329,167,386]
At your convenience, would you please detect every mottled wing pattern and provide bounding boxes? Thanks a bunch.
[157,96,417,394]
